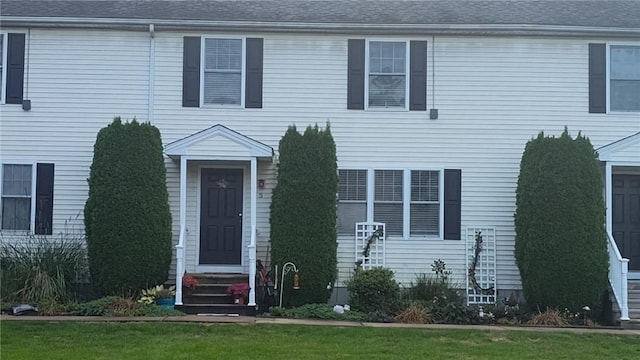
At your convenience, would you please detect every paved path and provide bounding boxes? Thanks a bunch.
[2,315,639,335]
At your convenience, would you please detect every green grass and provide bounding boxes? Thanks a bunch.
[1,322,638,359]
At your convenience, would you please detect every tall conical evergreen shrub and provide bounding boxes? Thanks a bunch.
[84,118,172,295]
[270,124,338,307]
[514,129,607,312]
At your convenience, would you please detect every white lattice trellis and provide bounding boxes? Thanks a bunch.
[466,227,497,305]
[355,222,386,269]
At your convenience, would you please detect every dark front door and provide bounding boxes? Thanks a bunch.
[200,168,243,265]
[612,174,640,271]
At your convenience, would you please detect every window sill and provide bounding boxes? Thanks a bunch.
[365,107,409,112]
[606,111,640,115]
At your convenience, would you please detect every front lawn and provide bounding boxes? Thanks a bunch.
[1,322,638,359]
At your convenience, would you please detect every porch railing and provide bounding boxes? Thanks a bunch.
[607,231,629,321]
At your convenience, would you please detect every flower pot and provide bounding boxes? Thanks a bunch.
[156,298,175,309]
[234,295,245,305]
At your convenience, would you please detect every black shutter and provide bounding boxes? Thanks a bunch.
[182,36,201,107]
[245,38,263,108]
[6,33,25,104]
[35,163,54,235]
[589,43,606,114]
[347,39,365,109]
[409,41,427,111]
[444,169,461,240]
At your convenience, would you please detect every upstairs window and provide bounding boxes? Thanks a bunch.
[610,45,640,112]
[203,38,243,105]
[368,41,407,108]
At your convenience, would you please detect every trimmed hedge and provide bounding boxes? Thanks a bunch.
[346,267,400,315]
[84,118,172,296]
[514,129,608,313]
[270,124,338,307]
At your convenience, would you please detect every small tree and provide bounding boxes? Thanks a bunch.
[270,124,338,307]
[514,129,608,313]
[84,118,172,295]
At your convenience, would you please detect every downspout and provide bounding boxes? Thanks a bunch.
[148,24,155,123]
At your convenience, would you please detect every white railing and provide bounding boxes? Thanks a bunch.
[607,232,629,321]
[174,226,187,305]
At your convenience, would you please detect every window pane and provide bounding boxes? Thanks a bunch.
[374,203,402,235]
[411,170,439,202]
[369,41,405,74]
[337,203,367,235]
[204,72,241,105]
[375,170,403,201]
[369,75,406,107]
[204,38,242,71]
[610,46,640,80]
[2,164,32,196]
[2,197,30,230]
[410,204,439,236]
[611,80,640,111]
[374,170,403,235]
[339,169,367,201]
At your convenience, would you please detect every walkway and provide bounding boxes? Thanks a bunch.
[2,315,639,335]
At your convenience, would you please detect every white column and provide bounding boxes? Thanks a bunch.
[605,162,612,235]
[248,157,258,306]
[175,156,187,305]
[621,259,630,321]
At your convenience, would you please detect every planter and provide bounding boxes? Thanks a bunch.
[155,298,175,309]
[234,295,246,305]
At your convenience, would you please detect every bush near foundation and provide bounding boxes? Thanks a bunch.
[514,129,607,313]
[84,118,172,296]
[270,124,338,307]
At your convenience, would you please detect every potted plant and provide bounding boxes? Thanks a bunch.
[226,282,250,304]
[139,285,176,309]
[182,274,199,296]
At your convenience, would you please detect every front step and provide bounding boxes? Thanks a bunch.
[177,273,252,315]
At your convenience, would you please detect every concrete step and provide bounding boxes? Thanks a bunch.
[628,280,640,291]
[176,303,253,316]
[191,273,248,285]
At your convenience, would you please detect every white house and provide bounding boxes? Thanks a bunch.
[0,0,638,322]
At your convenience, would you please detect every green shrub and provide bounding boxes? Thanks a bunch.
[514,129,608,313]
[71,296,185,317]
[270,124,338,307]
[0,232,87,305]
[406,274,461,305]
[84,118,172,296]
[269,303,368,321]
[346,267,400,315]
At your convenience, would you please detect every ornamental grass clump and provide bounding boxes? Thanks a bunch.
[528,308,568,327]
[394,303,433,324]
[0,231,87,305]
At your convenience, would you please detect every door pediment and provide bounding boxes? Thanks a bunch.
[164,124,273,160]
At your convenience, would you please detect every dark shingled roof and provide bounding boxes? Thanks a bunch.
[1,0,639,29]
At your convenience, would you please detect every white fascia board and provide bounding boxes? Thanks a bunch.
[597,132,640,161]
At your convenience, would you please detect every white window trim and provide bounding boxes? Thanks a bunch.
[0,161,37,233]
[339,167,444,240]
[200,36,246,108]
[1,32,8,105]
[606,41,640,114]
[364,39,410,111]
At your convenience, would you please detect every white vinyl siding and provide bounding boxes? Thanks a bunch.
[610,45,640,112]
[337,169,367,235]
[203,38,243,106]
[1,164,33,231]
[367,41,408,108]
